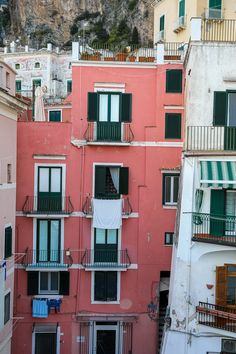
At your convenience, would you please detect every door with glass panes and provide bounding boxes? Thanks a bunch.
[37,167,62,211]
[94,229,118,263]
[37,220,60,263]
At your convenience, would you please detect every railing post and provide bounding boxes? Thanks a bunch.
[191,17,202,41]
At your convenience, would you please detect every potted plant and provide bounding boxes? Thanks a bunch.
[128,55,136,62]
[90,51,102,61]
[115,53,128,61]
[146,56,155,62]
[80,52,89,60]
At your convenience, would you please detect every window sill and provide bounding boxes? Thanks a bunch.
[34,295,63,299]
[92,301,120,305]
[163,205,177,209]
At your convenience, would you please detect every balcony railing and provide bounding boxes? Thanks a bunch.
[81,249,131,269]
[22,249,73,268]
[202,19,236,42]
[84,122,134,143]
[22,196,74,215]
[186,126,236,151]
[197,302,236,333]
[204,8,223,20]
[164,42,185,60]
[173,16,186,33]
[82,196,133,216]
[192,212,236,247]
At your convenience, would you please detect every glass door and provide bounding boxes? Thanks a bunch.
[38,167,62,212]
[35,333,56,354]
[37,220,60,263]
[94,323,118,354]
[97,93,121,141]
[94,229,118,263]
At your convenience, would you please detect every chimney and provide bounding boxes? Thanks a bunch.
[47,43,52,51]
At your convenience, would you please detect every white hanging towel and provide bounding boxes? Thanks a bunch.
[92,198,122,229]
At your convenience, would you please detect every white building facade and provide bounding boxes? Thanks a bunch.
[161,20,236,354]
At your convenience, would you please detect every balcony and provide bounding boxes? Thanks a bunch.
[21,249,73,269]
[84,122,134,145]
[156,30,165,42]
[186,126,236,152]
[81,249,131,270]
[82,196,133,217]
[173,16,186,33]
[197,302,236,333]
[192,213,236,247]
[204,8,223,20]
[201,18,236,42]
[22,196,74,215]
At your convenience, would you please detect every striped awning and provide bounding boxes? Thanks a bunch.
[200,161,236,188]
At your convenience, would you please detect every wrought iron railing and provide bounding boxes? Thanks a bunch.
[22,196,74,214]
[192,212,236,246]
[197,302,236,333]
[186,126,236,151]
[84,122,134,143]
[202,19,236,42]
[82,196,133,216]
[81,249,131,269]
[22,249,73,268]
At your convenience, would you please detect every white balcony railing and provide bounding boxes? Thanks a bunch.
[156,30,165,42]
[204,8,223,20]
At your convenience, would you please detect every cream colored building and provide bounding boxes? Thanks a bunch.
[153,0,236,43]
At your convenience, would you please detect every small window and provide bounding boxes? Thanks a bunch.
[164,232,174,245]
[4,292,10,325]
[7,164,12,183]
[68,62,72,69]
[160,15,165,32]
[165,113,181,139]
[15,80,21,92]
[166,69,182,93]
[48,110,61,122]
[15,63,20,70]
[6,72,10,89]
[32,79,41,88]
[35,62,40,69]
[94,271,117,302]
[163,173,179,206]
[4,226,12,259]
[39,272,59,294]
[67,80,72,94]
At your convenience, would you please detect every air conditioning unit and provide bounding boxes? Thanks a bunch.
[222,339,236,353]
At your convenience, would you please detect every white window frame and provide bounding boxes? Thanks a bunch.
[162,172,180,207]
[91,271,121,304]
[34,163,66,199]
[93,323,119,354]
[39,271,60,295]
[48,109,62,122]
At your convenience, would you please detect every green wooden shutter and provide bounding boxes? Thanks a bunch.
[95,272,106,301]
[210,189,225,236]
[95,166,106,198]
[209,0,222,9]
[160,15,165,32]
[165,113,181,139]
[16,80,21,92]
[27,271,39,295]
[49,111,61,122]
[107,272,117,301]
[179,0,185,17]
[88,92,98,122]
[213,91,227,126]
[59,271,70,295]
[120,94,132,122]
[166,70,183,93]
[119,167,129,195]
[67,80,72,94]
[4,227,12,259]
[216,266,227,306]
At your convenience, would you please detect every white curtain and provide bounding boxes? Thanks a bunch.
[109,167,119,193]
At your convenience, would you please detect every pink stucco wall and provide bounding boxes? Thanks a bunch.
[13,62,184,354]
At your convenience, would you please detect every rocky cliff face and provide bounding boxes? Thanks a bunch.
[7,0,153,47]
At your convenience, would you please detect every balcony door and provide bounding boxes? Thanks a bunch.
[38,167,62,211]
[97,93,121,141]
[94,323,118,354]
[94,229,118,263]
[37,220,60,263]
[35,333,56,354]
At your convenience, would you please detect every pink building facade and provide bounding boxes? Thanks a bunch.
[0,61,26,354]
[13,58,184,354]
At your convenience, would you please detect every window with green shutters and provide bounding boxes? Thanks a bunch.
[48,110,62,122]
[210,189,225,236]
[209,0,222,9]
[165,113,181,139]
[94,229,118,263]
[67,80,72,94]
[87,92,132,141]
[160,15,165,32]
[166,70,183,93]
[4,292,10,325]
[95,165,129,199]
[94,271,117,301]
[4,226,12,259]
[32,79,41,88]
[27,271,70,295]
[179,0,185,17]
[15,80,21,92]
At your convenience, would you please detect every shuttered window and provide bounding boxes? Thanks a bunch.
[95,166,129,199]
[94,271,117,301]
[216,266,227,306]
[209,0,222,9]
[67,80,72,94]
[49,111,61,122]
[4,226,12,259]
[216,265,236,307]
[4,292,10,325]
[166,70,183,93]
[15,80,21,92]
[179,0,185,17]
[160,15,165,32]
[27,271,70,295]
[87,92,132,122]
[165,113,181,139]
[210,190,225,236]
[213,91,227,126]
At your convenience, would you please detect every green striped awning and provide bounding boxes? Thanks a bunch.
[200,161,236,188]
